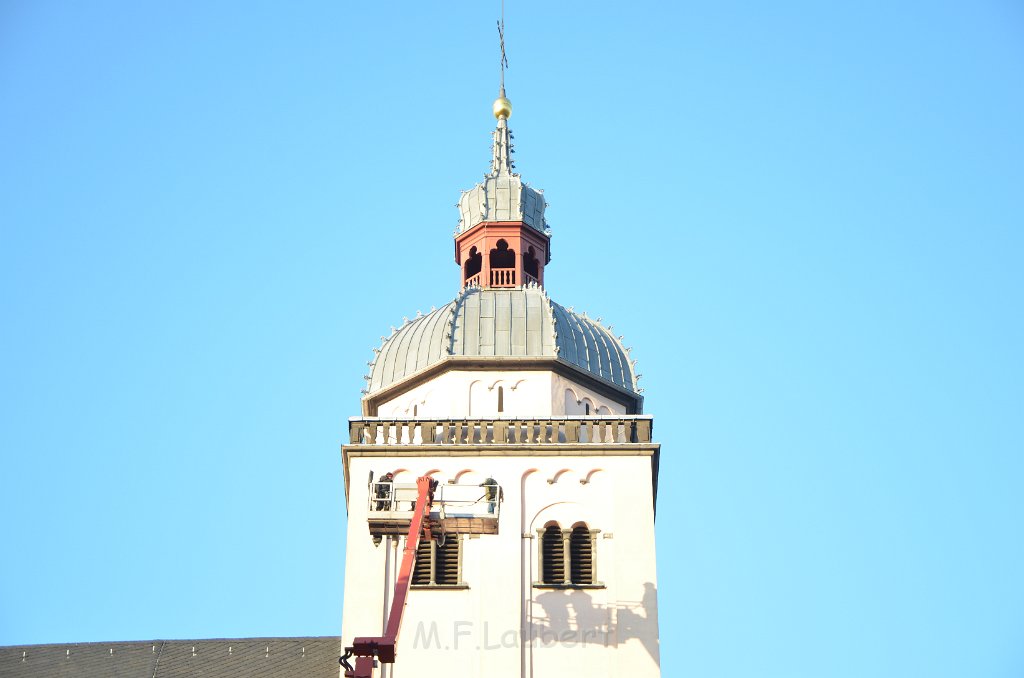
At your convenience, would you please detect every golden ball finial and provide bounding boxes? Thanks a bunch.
[493,96,513,120]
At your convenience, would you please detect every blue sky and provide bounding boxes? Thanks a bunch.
[2,1,1023,676]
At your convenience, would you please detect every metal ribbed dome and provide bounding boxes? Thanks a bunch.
[367,287,636,394]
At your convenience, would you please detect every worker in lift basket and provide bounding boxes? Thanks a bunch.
[375,472,394,511]
[480,477,500,514]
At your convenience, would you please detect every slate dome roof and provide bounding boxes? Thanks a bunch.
[367,287,636,395]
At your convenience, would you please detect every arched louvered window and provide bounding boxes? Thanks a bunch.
[412,536,462,587]
[537,522,601,588]
[541,524,565,585]
[570,525,595,585]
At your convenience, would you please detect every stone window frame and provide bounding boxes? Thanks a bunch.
[533,522,605,590]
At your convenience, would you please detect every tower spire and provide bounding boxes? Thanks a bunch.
[490,115,513,175]
[492,4,513,175]
[497,0,509,97]
[454,4,548,290]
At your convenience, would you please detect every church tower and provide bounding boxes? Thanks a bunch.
[339,86,661,677]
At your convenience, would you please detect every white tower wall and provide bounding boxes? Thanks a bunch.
[341,452,660,678]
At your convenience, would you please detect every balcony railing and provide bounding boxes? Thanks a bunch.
[524,271,539,286]
[348,416,653,446]
[367,481,501,536]
[464,272,481,287]
[490,268,516,287]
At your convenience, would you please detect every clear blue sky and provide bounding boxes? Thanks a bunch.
[2,2,1022,676]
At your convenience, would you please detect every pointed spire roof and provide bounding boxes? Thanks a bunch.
[456,95,547,235]
[491,117,514,175]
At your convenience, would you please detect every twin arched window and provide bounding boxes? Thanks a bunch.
[539,523,597,586]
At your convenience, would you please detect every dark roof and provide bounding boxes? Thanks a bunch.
[0,637,341,678]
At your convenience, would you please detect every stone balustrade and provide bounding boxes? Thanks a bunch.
[490,267,517,287]
[348,416,653,446]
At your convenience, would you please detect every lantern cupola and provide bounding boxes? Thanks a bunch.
[455,90,551,289]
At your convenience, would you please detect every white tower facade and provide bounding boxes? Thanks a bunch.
[339,96,661,678]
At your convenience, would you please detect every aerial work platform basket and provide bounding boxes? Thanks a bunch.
[367,481,501,537]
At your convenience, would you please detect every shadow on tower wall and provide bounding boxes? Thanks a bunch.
[530,582,659,664]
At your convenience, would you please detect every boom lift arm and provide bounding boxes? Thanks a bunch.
[340,476,436,678]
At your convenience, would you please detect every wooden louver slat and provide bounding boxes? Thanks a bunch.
[542,525,565,584]
[412,537,461,586]
[435,539,460,585]
[412,539,432,585]
[570,526,594,585]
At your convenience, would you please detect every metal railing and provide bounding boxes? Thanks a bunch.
[368,481,501,522]
[348,416,653,446]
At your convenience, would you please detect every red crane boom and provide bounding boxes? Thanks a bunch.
[340,475,436,678]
